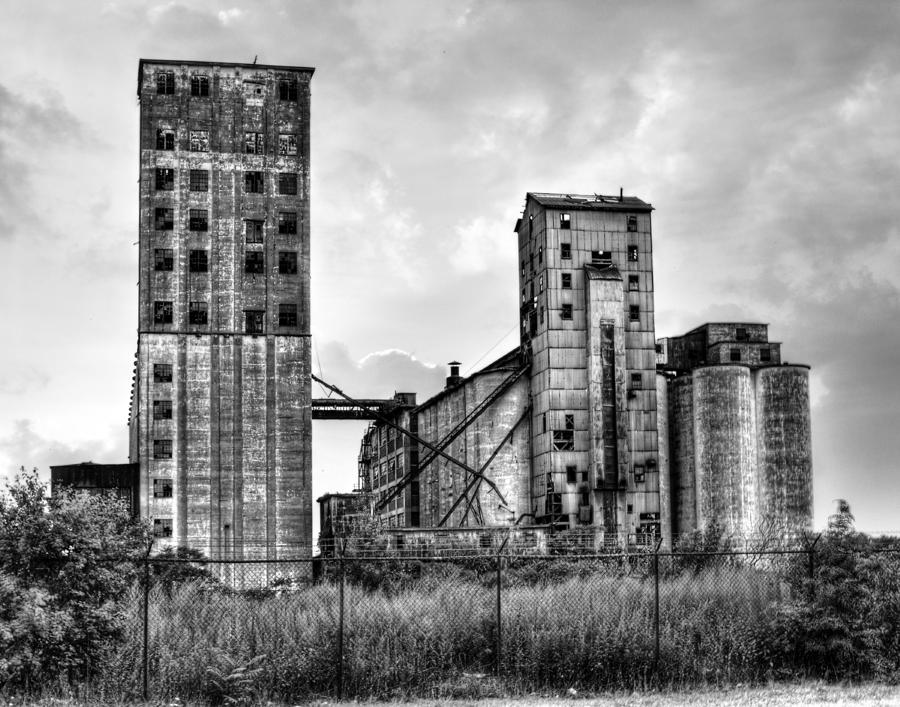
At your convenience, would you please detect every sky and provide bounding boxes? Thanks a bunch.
[1,0,899,534]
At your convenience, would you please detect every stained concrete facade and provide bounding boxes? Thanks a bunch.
[129,60,314,559]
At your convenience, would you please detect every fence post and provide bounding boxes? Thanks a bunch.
[495,549,502,676]
[337,551,345,700]
[653,537,662,680]
[807,533,821,599]
[142,553,150,701]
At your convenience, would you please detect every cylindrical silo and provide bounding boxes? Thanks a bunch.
[693,366,758,538]
[755,365,813,534]
[669,375,696,537]
[656,372,673,546]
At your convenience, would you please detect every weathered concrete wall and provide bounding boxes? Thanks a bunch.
[656,373,672,545]
[669,375,696,536]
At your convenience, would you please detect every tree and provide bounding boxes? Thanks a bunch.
[827,498,855,534]
[0,468,150,689]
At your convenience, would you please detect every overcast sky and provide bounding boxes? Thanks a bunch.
[1,0,898,533]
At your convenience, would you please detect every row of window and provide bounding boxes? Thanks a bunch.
[553,213,638,232]
[728,348,772,362]
[157,129,299,156]
[152,208,298,234]
[156,72,299,101]
[154,168,298,195]
[557,303,641,321]
[523,272,641,302]
[152,302,298,330]
[153,249,298,274]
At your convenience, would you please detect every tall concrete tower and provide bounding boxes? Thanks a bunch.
[129,60,314,560]
[515,193,661,540]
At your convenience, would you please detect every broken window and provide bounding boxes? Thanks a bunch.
[628,274,639,291]
[278,79,298,101]
[634,464,645,483]
[189,301,208,325]
[566,465,577,484]
[730,348,741,362]
[153,479,173,498]
[245,132,264,154]
[245,171,264,193]
[278,211,297,234]
[190,75,209,97]
[561,243,571,260]
[189,169,208,192]
[189,130,209,152]
[538,246,543,264]
[631,373,643,389]
[155,168,174,191]
[278,173,298,195]
[629,305,640,322]
[539,274,544,293]
[736,327,749,341]
[278,251,298,274]
[188,250,208,272]
[279,303,298,327]
[552,430,574,451]
[245,220,264,244]
[153,439,172,459]
[565,414,575,430]
[156,128,175,151]
[153,363,173,383]
[760,347,772,362]
[153,400,173,420]
[592,250,612,264]
[529,214,534,234]
[245,310,264,334]
[156,71,175,95]
[154,301,173,324]
[189,209,208,231]
[245,251,265,274]
[560,213,571,229]
[561,303,573,320]
[279,133,298,155]
[627,245,639,262]
[154,208,174,230]
[154,248,174,271]
[152,518,173,537]
[561,272,572,289]
[627,215,638,232]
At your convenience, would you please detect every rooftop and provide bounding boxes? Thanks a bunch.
[528,192,653,212]
[138,58,315,96]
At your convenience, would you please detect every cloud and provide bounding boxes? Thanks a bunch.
[217,8,243,25]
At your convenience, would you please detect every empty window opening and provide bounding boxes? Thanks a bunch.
[529,214,533,235]
[565,414,575,430]
[627,245,639,262]
[245,310,264,334]
[245,132,264,154]
[245,171,264,193]
[561,272,572,289]
[156,128,175,151]
[154,248,173,271]
[278,212,298,234]
[561,303,573,320]
[730,348,741,362]
[155,168,174,191]
[736,327,749,341]
[245,251,265,274]
[279,303,298,327]
[189,169,208,192]
[189,209,208,231]
[156,72,175,95]
[631,373,643,389]
[153,439,172,460]
[279,134,298,156]
[634,464,645,483]
[278,79,298,101]
[628,274,639,291]
[153,363,173,383]
[592,250,612,265]
[152,479,173,499]
[189,130,209,152]
[566,465,577,484]
[629,305,640,322]
[561,243,571,260]
[542,413,547,433]
[189,301,208,325]
[153,400,173,420]
[580,471,588,483]
[560,213,571,229]
[538,246,543,264]
[279,251,298,274]
[245,220,264,244]
[278,173,298,195]
[152,518,173,538]
[539,306,544,324]
[760,347,772,362]
[627,504,633,515]
[627,215,638,232]
[190,75,209,97]
[189,250,208,272]
[539,274,544,292]
[552,430,574,451]
[154,208,174,230]
[154,301,173,324]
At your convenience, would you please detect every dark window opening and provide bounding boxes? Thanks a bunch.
[560,213,571,229]
[189,301,208,325]
[631,373,642,389]
[278,173,298,195]
[566,465,577,484]
[278,251,298,274]
[156,71,174,95]
[245,220,264,244]
[736,327,749,341]
[189,130,209,152]
[155,168,174,191]
[592,250,612,265]
[561,303,573,320]
[730,348,741,362]
[156,128,175,151]
[760,347,772,362]
[189,169,208,192]
[190,75,209,97]
[245,132,264,154]
[278,212,297,234]
[552,430,574,451]
[245,310,264,334]
[580,471,588,483]
[153,439,172,460]
[153,400,172,420]
[189,250,208,273]
[561,272,572,289]
[629,274,639,291]
[152,478,173,499]
[153,363,173,383]
[279,303,298,327]
[565,414,575,430]
[542,413,547,433]
[154,207,174,230]
[529,214,533,235]
[278,79,298,101]
[189,209,208,231]
[154,248,173,271]
[627,215,638,232]
[245,251,265,274]
[634,464,645,483]
[154,301,173,324]
[629,305,640,322]
[561,243,571,260]
[627,245,639,261]
[153,518,173,538]
[245,171,264,193]
[538,246,543,264]
[627,504,633,515]
[279,134,298,156]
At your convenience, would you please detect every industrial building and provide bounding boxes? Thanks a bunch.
[128,59,314,559]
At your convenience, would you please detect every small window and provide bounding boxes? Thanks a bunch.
[153,479,173,499]
[278,212,297,234]
[154,301,173,324]
[189,169,208,192]
[156,128,175,151]
[538,246,543,264]
[520,261,525,278]
[628,275,639,291]
[190,75,209,97]
[189,209,208,232]
[580,471,588,483]
[565,414,575,430]
[245,132,264,155]
[627,245,639,262]
[245,220,264,244]
[560,213,571,229]
[736,327,749,341]
[245,251,265,274]
[631,373,642,389]
[278,251,298,274]
[189,249,208,272]
[155,168,174,191]
[278,79,298,101]
[539,274,544,292]
[152,518,173,538]
[529,214,533,234]
[153,364,173,383]
[279,134,298,156]
[156,71,175,95]
[245,171,264,193]
[154,208,174,231]
[154,248,173,271]
[153,400,173,420]
[566,465,577,484]
[627,215,638,232]
[561,243,571,260]
[552,430,574,451]
[153,439,172,460]
[542,413,547,433]
[627,504,633,515]
[278,173,298,195]
[760,348,772,362]
[561,272,572,289]
[634,465,645,482]
[561,303,573,320]
[592,250,612,264]
[730,348,741,362]
[629,305,640,322]
[189,130,209,152]
[279,303,298,327]
[539,306,544,324]
[189,301,208,325]
[245,310,264,334]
